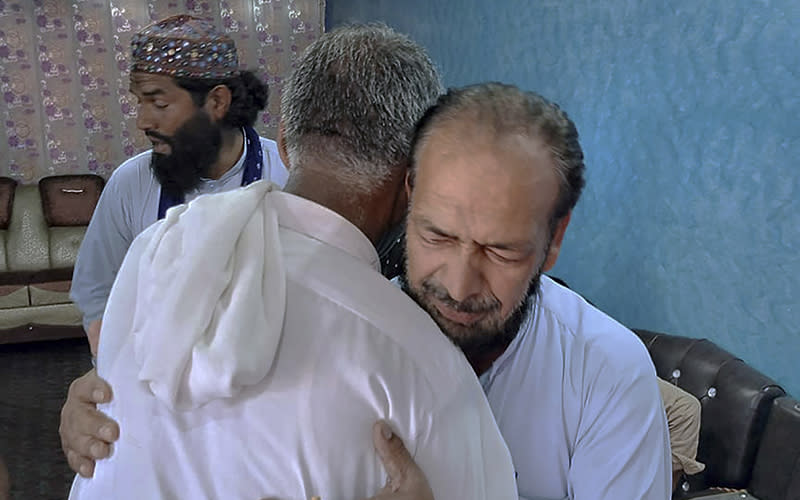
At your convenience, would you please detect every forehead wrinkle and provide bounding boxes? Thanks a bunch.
[412,123,558,253]
[414,199,535,249]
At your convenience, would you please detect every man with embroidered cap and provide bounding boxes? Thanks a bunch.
[70,15,288,356]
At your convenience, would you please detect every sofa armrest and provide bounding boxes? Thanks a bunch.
[633,329,786,491]
[748,396,800,500]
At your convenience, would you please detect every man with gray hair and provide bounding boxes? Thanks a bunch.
[67,24,517,500]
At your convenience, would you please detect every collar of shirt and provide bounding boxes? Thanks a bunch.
[196,128,247,192]
[479,289,538,393]
[269,190,381,272]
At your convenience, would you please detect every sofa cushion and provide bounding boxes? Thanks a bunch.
[749,397,800,500]
[29,280,72,306]
[0,284,29,309]
[49,226,87,268]
[634,330,786,491]
[0,302,82,329]
[38,174,104,227]
[0,177,16,230]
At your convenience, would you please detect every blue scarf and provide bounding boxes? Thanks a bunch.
[158,125,264,219]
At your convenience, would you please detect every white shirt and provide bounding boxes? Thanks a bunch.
[481,276,672,500]
[70,134,288,328]
[69,185,517,500]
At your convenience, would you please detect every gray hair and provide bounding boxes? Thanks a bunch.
[410,82,586,228]
[280,23,443,192]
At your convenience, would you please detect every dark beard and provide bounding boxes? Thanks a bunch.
[149,110,223,198]
[399,256,541,360]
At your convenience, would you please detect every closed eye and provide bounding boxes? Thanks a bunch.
[414,220,458,246]
[421,233,454,246]
[486,246,528,264]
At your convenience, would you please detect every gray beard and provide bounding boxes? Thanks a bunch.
[398,269,540,359]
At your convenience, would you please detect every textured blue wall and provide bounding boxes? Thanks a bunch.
[327,1,800,396]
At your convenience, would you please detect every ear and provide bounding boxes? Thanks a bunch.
[388,165,410,225]
[404,169,413,203]
[542,212,571,272]
[277,121,291,169]
[203,84,232,122]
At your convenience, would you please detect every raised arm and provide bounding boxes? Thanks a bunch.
[70,172,135,352]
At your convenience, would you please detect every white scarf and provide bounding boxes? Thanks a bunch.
[130,181,286,410]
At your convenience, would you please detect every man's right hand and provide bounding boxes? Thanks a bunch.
[366,421,434,500]
[59,368,119,477]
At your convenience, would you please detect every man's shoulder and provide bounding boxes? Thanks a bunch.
[535,276,652,372]
[257,135,288,187]
[305,260,462,353]
[349,279,479,403]
[290,256,473,397]
[107,149,155,189]
[258,135,278,151]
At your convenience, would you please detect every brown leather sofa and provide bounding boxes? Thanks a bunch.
[634,330,798,500]
[0,175,103,344]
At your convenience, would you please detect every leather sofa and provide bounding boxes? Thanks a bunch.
[634,329,798,500]
[0,175,103,344]
[748,396,800,500]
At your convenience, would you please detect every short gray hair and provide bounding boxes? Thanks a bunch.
[410,83,586,228]
[281,23,442,192]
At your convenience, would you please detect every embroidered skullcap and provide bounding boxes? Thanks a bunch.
[131,14,239,80]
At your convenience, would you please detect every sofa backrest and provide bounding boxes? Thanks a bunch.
[39,175,105,268]
[0,177,18,272]
[0,177,15,230]
[38,175,104,227]
[634,329,786,492]
[1,175,104,272]
[749,396,800,500]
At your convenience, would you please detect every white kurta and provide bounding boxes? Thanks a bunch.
[481,276,672,500]
[69,184,517,500]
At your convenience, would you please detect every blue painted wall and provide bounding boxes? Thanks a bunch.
[327,1,800,396]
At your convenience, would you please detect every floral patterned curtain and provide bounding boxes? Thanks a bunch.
[0,0,323,183]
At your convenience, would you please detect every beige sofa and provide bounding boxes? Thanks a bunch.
[0,175,103,344]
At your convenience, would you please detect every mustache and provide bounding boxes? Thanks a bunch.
[146,131,173,145]
[421,279,500,314]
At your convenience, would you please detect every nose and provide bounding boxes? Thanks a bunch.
[438,247,487,303]
[135,104,153,132]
